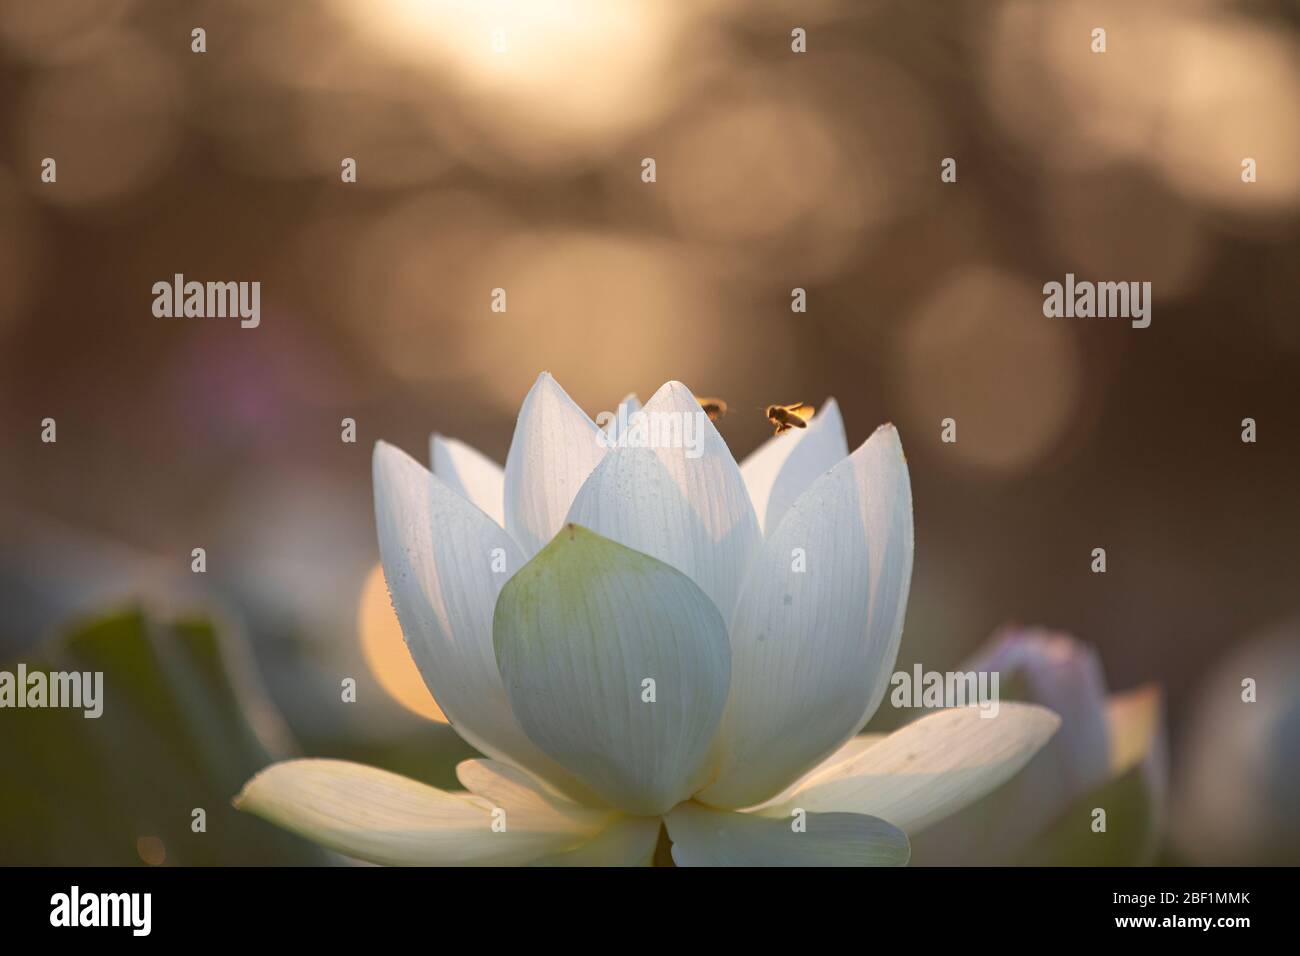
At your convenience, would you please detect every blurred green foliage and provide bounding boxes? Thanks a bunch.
[1015,763,1158,867]
[0,609,327,865]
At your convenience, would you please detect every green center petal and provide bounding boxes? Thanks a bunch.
[493,524,731,816]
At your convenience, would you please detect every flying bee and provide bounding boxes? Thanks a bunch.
[765,401,815,435]
[696,396,728,422]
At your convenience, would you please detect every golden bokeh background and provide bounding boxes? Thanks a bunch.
[1,0,1298,863]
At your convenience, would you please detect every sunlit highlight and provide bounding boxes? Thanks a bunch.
[359,563,448,722]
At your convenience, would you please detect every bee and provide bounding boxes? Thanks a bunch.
[765,401,815,435]
[696,396,728,422]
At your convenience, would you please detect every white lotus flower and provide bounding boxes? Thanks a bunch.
[237,374,1059,865]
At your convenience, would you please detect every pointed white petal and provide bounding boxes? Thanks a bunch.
[494,525,731,816]
[531,816,663,866]
[373,441,591,800]
[698,425,914,808]
[761,703,1061,834]
[743,399,848,534]
[235,759,599,866]
[430,434,506,528]
[665,802,909,867]
[503,373,608,557]
[601,393,642,441]
[565,381,761,617]
[738,429,797,529]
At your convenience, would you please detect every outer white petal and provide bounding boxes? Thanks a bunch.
[565,381,761,617]
[373,441,591,800]
[747,734,885,811]
[531,816,663,866]
[235,759,600,866]
[740,399,848,534]
[760,703,1061,835]
[456,759,611,828]
[493,524,731,816]
[904,629,1116,860]
[697,424,914,809]
[601,393,642,441]
[665,802,909,867]
[920,630,1117,861]
[910,686,1165,864]
[430,434,506,528]
[503,373,608,557]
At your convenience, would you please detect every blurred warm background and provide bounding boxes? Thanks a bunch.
[1,0,1298,864]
